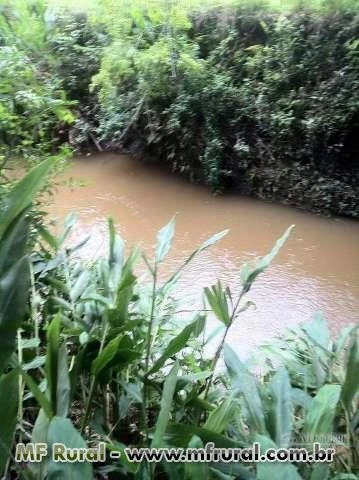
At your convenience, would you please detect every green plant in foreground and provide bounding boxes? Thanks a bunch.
[0,162,358,479]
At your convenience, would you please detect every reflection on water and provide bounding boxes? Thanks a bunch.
[48,154,359,356]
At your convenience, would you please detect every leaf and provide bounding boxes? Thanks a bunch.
[152,361,179,448]
[38,224,59,251]
[224,344,266,434]
[108,217,125,284]
[47,417,92,480]
[161,229,228,296]
[165,424,243,449]
[205,281,231,326]
[0,158,54,238]
[341,332,359,410]
[310,463,330,480]
[0,256,30,370]
[184,435,209,479]
[204,396,237,434]
[45,314,61,413]
[240,225,294,292]
[0,210,30,274]
[155,216,175,263]
[92,335,138,377]
[266,368,292,448]
[197,230,229,253]
[70,270,90,302]
[106,442,139,474]
[56,343,70,417]
[118,381,142,403]
[0,370,18,476]
[255,434,301,480]
[30,408,50,479]
[302,312,330,351]
[291,388,313,410]
[304,384,341,436]
[23,372,53,419]
[58,213,76,246]
[147,315,205,376]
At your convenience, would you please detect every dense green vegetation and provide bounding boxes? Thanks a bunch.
[0,0,358,215]
[0,2,358,478]
[0,158,358,479]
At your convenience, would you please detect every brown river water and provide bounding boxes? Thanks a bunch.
[48,153,359,357]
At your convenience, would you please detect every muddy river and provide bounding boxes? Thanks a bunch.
[48,153,359,357]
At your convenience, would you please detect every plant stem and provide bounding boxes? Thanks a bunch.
[17,329,23,443]
[142,264,158,444]
[30,262,40,357]
[81,322,109,434]
[204,289,245,398]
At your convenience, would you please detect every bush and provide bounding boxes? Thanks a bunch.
[93,2,359,216]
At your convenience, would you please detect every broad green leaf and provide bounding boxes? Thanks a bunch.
[210,469,234,480]
[165,424,244,449]
[58,213,76,246]
[92,335,138,377]
[211,463,255,480]
[45,314,61,413]
[152,361,179,448]
[0,158,54,239]
[23,372,53,419]
[106,442,139,474]
[341,332,359,410]
[56,343,70,417]
[302,312,330,351]
[291,388,313,410]
[266,368,292,448]
[197,230,229,253]
[255,434,301,480]
[47,417,92,480]
[240,225,294,292]
[70,270,91,302]
[30,408,50,479]
[0,370,18,476]
[147,315,205,375]
[224,344,266,434]
[304,384,341,436]
[204,396,237,434]
[0,257,30,370]
[38,224,59,252]
[118,381,142,403]
[156,217,175,263]
[108,217,125,284]
[0,210,30,273]
[335,324,356,354]
[184,435,209,479]
[310,463,330,480]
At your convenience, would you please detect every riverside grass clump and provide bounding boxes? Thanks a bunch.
[0,0,359,216]
[0,160,358,479]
